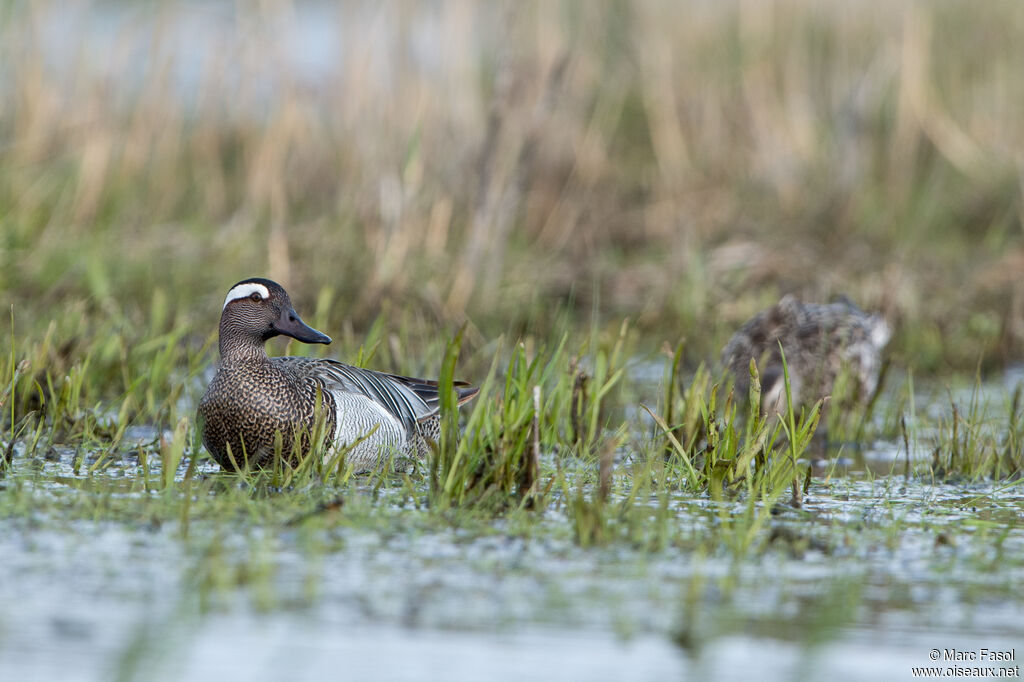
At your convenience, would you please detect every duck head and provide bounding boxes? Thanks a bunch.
[218,278,331,358]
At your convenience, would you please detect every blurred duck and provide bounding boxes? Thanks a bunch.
[721,295,891,415]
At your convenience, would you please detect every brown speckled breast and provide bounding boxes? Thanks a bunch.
[198,358,337,469]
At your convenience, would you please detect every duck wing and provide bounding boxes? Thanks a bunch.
[373,374,479,413]
[273,357,477,431]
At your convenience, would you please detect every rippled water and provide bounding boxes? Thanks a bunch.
[1,441,1022,681]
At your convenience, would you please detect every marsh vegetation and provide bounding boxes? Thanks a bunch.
[1,1,1023,680]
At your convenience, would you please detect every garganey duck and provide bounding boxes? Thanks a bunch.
[198,278,478,472]
[721,294,891,415]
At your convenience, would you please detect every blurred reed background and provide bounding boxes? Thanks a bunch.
[2,0,1023,378]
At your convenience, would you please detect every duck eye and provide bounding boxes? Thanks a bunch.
[250,292,262,302]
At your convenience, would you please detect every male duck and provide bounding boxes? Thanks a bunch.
[721,294,891,414]
[199,277,478,472]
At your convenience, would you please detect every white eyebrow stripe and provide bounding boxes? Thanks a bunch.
[223,282,270,309]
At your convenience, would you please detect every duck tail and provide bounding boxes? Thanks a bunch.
[454,382,480,406]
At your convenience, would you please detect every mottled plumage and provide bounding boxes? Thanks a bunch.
[198,278,478,472]
[721,295,891,414]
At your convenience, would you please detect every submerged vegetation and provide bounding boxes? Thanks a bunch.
[1,1,1023,679]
